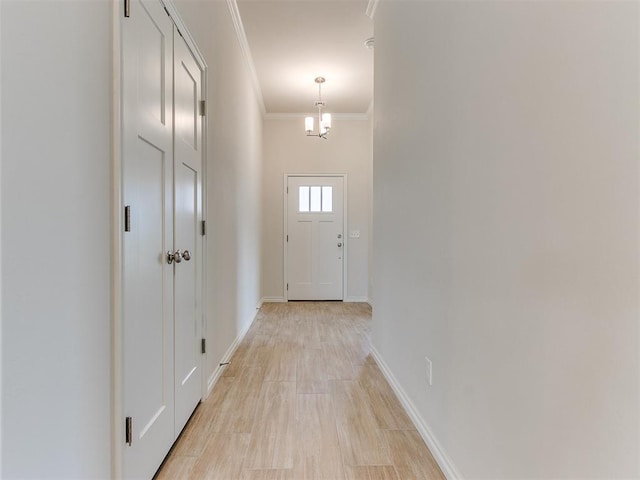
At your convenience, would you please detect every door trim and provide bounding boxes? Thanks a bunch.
[111,1,123,477]
[112,1,208,477]
[283,173,348,301]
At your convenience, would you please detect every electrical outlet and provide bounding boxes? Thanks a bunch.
[349,230,360,239]
[425,356,433,386]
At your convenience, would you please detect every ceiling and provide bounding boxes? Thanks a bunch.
[236,0,374,115]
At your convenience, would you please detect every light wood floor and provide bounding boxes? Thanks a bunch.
[156,302,445,480]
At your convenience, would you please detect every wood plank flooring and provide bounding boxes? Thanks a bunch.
[156,302,445,480]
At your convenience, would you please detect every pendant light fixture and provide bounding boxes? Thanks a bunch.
[305,77,332,139]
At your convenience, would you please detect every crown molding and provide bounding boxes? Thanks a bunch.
[226,0,266,115]
[366,0,380,19]
[265,112,370,121]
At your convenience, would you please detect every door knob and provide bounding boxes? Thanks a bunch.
[167,249,190,264]
[169,250,182,264]
[337,242,342,248]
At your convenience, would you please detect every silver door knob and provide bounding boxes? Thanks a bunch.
[167,250,176,264]
[182,250,191,261]
[337,242,342,248]
[174,250,182,263]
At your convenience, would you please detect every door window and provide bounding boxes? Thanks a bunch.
[298,185,333,213]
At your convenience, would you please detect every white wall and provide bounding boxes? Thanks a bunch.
[1,1,112,478]
[1,2,4,474]
[262,117,372,302]
[373,1,639,478]
[173,0,263,388]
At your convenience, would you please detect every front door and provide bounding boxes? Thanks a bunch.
[286,176,344,300]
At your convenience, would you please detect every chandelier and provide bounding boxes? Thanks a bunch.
[304,77,332,139]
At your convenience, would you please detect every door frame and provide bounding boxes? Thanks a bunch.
[111,1,208,477]
[283,173,348,301]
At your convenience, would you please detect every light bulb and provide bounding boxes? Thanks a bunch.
[305,116,314,133]
[322,113,332,130]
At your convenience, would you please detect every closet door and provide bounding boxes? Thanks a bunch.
[122,0,175,478]
[172,27,204,435]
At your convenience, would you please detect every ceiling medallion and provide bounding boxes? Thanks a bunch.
[364,37,374,50]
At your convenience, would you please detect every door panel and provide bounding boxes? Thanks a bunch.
[173,161,201,432]
[173,28,204,435]
[137,8,167,125]
[122,1,175,478]
[127,141,167,415]
[289,219,313,297]
[287,177,344,300]
[175,61,198,149]
[318,220,337,285]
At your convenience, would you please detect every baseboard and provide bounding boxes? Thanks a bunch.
[206,308,259,396]
[370,346,462,480]
[260,296,369,304]
[344,296,369,303]
[260,296,286,304]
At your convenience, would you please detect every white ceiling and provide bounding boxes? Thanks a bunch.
[236,0,374,115]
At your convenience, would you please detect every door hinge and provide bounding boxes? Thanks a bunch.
[287,283,289,291]
[286,186,289,194]
[201,338,206,354]
[124,0,130,17]
[163,5,170,17]
[199,100,206,117]
[201,220,206,236]
[286,235,288,242]
[124,205,131,232]
[125,417,132,446]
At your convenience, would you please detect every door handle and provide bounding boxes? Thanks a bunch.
[181,250,191,261]
[167,250,183,264]
[337,242,342,248]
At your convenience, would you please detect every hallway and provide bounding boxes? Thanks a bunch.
[156,302,445,479]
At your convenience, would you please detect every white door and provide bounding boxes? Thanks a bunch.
[173,28,204,434]
[122,1,175,478]
[122,3,205,478]
[287,176,344,300]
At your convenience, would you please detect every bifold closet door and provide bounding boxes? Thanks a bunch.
[122,2,205,479]
[173,27,204,436]
[122,1,175,479]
